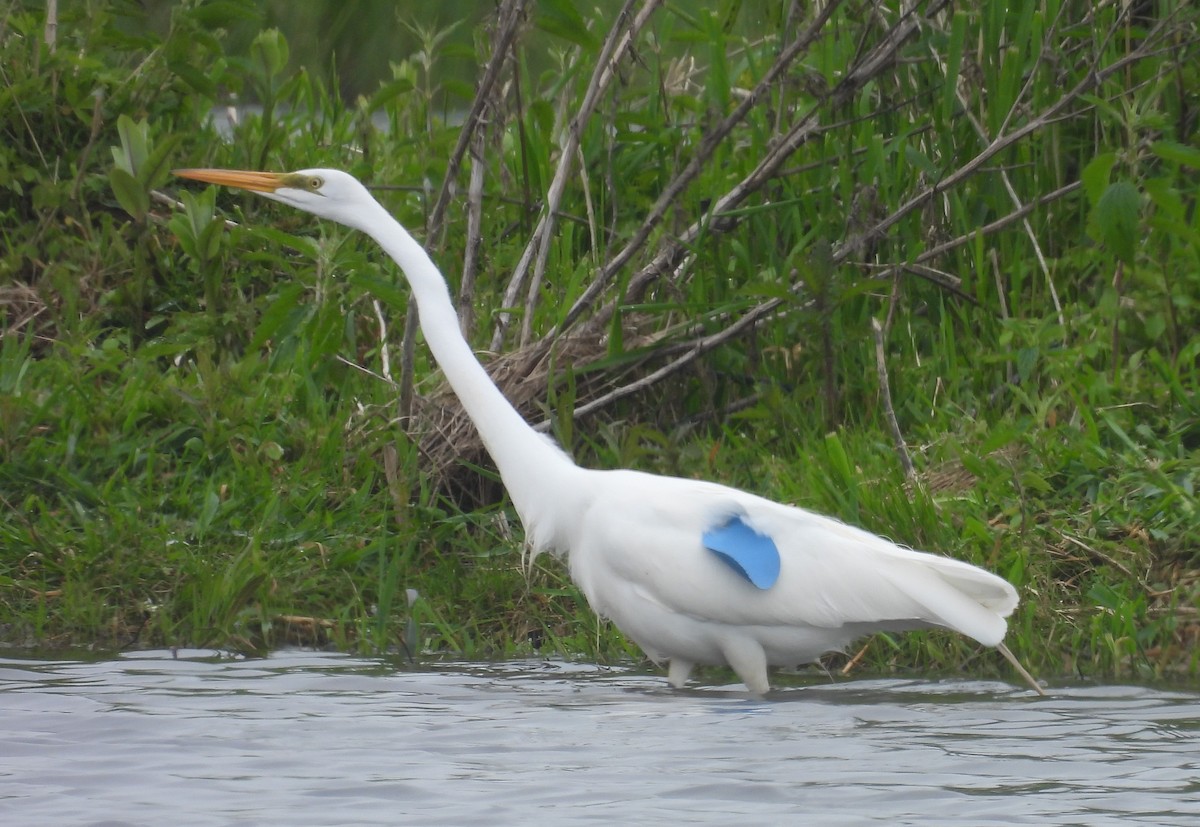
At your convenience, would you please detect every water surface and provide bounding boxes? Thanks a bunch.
[2,650,1197,825]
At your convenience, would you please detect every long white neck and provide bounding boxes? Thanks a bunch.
[355,201,580,553]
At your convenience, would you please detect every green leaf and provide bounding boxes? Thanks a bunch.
[349,272,410,313]
[823,432,854,489]
[250,283,306,352]
[1016,346,1038,383]
[109,166,149,222]
[1092,181,1141,264]
[251,28,290,78]
[252,226,322,259]
[363,77,414,114]
[113,114,149,176]
[1081,152,1116,207]
[535,0,598,50]
[1150,140,1200,170]
[138,132,184,190]
[942,11,967,114]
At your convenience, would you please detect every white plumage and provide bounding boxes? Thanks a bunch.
[175,167,1042,696]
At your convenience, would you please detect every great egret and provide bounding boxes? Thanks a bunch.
[174,168,1043,696]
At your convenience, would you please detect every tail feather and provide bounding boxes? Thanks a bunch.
[880,558,1015,646]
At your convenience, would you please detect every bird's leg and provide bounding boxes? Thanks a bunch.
[721,640,770,696]
[667,658,694,688]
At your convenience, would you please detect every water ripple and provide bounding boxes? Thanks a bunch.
[1,650,1197,826]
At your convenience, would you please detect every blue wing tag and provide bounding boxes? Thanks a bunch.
[702,515,780,590]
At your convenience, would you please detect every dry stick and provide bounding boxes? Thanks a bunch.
[150,190,240,230]
[551,171,1075,433]
[871,181,1083,285]
[562,291,802,421]
[576,143,600,268]
[43,0,58,52]
[840,642,871,675]
[871,318,916,482]
[459,132,487,335]
[544,183,1079,430]
[552,0,846,339]
[559,35,925,350]
[535,8,1167,434]
[427,0,526,244]
[334,354,397,388]
[523,1,940,417]
[997,642,1046,697]
[372,299,393,385]
[954,103,1065,329]
[606,0,935,323]
[927,3,1046,295]
[488,0,660,350]
[397,301,419,426]
[519,0,664,345]
[835,31,1173,262]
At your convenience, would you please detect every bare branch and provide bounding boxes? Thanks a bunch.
[491,0,663,350]
[872,318,915,482]
[459,132,487,335]
[427,0,526,241]
[554,0,846,335]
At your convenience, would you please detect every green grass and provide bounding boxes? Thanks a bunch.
[1,0,1198,685]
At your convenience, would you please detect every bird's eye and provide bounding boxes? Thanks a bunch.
[308,176,323,190]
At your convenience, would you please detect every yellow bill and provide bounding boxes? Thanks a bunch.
[173,168,288,193]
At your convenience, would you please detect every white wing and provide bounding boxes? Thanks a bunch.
[573,469,1016,648]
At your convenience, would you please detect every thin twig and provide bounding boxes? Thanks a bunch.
[871,318,916,482]
[398,302,419,426]
[151,189,240,230]
[552,291,786,424]
[459,132,487,335]
[428,0,526,242]
[836,28,1175,263]
[868,181,1082,284]
[581,0,936,340]
[939,0,1068,331]
[334,354,398,388]
[372,299,393,385]
[554,0,846,336]
[1056,529,1140,583]
[997,642,1046,697]
[491,0,661,349]
[43,0,57,53]
[841,641,872,675]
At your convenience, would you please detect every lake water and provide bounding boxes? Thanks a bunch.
[1,649,1197,825]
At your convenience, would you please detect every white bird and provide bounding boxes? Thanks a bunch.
[174,168,1043,696]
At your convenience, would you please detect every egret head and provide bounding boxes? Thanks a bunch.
[174,168,379,232]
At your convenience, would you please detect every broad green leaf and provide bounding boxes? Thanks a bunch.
[349,272,410,313]
[251,28,289,78]
[250,283,306,351]
[166,212,195,257]
[109,166,149,222]
[1093,181,1140,264]
[363,77,415,114]
[1081,152,1116,207]
[535,0,598,50]
[1150,140,1200,170]
[114,114,149,176]
[138,133,184,189]
[1143,177,1185,221]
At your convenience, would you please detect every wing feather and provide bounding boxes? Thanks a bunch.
[575,470,1016,647]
